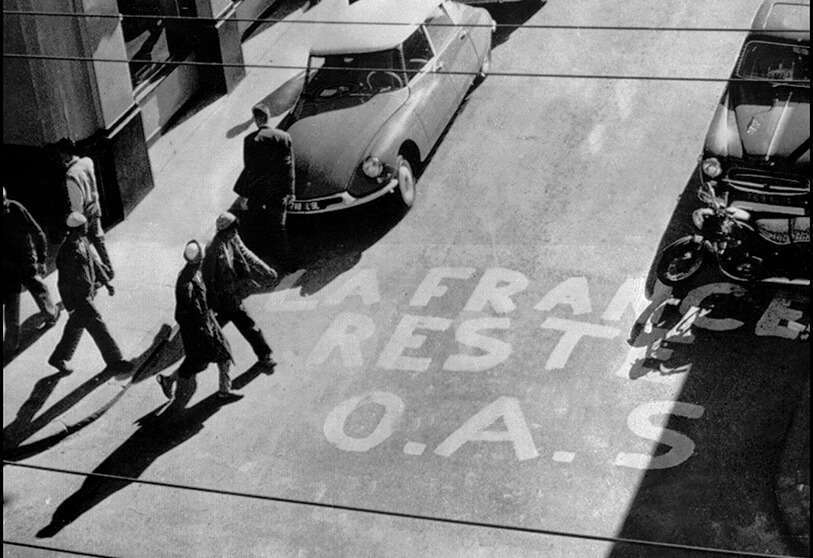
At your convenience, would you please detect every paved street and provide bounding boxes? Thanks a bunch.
[3,0,809,557]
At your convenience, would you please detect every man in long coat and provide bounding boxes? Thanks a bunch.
[157,240,241,400]
[3,187,60,353]
[48,212,128,374]
[234,103,295,270]
[203,212,278,366]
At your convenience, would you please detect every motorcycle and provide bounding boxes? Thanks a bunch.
[656,183,811,287]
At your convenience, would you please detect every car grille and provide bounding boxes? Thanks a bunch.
[724,168,809,193]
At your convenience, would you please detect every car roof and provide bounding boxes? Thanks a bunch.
[309,0,441,56]
[750,0,810,42]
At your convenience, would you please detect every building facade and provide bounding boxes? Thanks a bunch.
[3,0,276,237]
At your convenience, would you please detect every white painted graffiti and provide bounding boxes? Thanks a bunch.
[323,392,705,470]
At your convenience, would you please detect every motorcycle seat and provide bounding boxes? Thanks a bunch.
[755,216,810,245]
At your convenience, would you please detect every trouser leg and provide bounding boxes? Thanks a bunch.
[88,217,113,278]
[268,207,291,271]
[217,361,232,392]
[227,305,270,357]
[20,274,57,319]
[3,289,21,351]
[80,301,123,365]
[50,309,86,364]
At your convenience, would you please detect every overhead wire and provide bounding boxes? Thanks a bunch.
[3,461,802,558]
[2,540,117,558]
[3,52,810,85]
[2,9,810,33]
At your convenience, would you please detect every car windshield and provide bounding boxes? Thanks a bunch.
[296,49,405,115]
[736,41,810,83]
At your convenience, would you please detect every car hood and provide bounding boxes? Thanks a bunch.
[283,89,409,199]
[706,84,810,169]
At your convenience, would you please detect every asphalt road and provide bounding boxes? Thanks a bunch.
[3,0,810,556]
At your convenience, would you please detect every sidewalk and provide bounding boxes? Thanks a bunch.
[2,0,336,455]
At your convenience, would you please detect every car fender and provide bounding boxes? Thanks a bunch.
[363,89,431,166]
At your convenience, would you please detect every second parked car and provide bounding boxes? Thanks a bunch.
[699,0,810,216]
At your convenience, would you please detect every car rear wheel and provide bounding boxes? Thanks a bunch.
[394,155,416,210]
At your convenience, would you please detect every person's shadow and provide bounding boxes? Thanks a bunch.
[3,302,65,366]
[2,325,173,461]
[35,362,269,538]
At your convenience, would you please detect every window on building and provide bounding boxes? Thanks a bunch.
[118,0,198,89]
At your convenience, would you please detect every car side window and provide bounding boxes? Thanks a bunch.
[402,27,434,77]
[425,7,455,48]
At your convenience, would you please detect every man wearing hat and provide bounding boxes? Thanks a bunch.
[203,212,277,366]
[234,102,295,270]
[157,240,242,400]
[48,212,128,374]
[3,187,60,354]
[53,138,114,278]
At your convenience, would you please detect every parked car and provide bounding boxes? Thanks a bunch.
[278,0,495,214]
[699,0,809,216]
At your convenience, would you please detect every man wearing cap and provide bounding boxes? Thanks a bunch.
[3,187,60,354]
[53,138,114,278]
[234,103,295,270]
[48,212,128,374]
[156,240,242,400]
[203,212,277,366]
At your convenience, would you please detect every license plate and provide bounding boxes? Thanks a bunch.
[288,200,321,212]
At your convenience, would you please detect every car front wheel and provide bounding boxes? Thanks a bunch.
[394,155,416,210]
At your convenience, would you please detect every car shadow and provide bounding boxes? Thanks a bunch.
[488,0,548,49]
[35,362,269,539]
[605,166,810,556]
[2,325,172,461]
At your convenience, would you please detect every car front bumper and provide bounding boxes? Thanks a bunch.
[286,177,399,215]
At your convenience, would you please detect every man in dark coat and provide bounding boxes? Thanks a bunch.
[234,103,295,270]
[48,212,129,374]
[157,240,242,400]
[3,187,60,353]
[202,212,277,366]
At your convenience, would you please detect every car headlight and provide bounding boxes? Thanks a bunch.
[362,156,384,178]
[701,157,722,178]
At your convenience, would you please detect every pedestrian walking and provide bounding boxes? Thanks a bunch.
[2,187,60,353]
[156,240,242,401]
[53,138,114,278]
[233,103,295,270]
[202,212,278,366]
[48,212,129,374]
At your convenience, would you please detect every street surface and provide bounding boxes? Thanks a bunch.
[3,0,810,556]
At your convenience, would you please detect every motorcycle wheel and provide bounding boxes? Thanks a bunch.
[656,236,706,286]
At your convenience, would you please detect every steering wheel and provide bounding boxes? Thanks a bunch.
[366,71,404,91]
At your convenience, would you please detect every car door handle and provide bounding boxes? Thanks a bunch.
[459,31,468,40]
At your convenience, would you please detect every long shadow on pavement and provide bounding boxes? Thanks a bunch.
[3,325,173,461]
[35,362,270,538]
[608,169,810,556]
